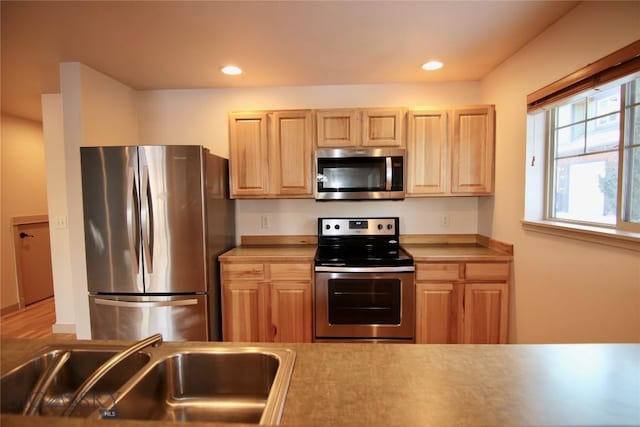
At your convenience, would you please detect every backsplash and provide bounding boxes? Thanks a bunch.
[236,198,479,243]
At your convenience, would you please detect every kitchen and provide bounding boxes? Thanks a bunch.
[1,1,639,425]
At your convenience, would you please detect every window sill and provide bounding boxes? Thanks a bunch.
[521,220,640,252]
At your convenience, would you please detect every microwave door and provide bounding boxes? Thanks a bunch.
[318,157,386,192]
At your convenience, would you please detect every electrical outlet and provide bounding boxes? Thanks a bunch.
[260,215,271,229]
[53,216,68,229]
[440,215,450,227]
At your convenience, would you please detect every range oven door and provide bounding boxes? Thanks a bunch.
[314,270,414,341]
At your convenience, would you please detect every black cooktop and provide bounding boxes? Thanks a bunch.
[315,245,414,267]
[315,217,413,267]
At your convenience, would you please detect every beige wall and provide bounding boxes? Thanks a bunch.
[0,114,48,310]
[58,62,140,338]
[41,94,75,332]
[46,2,640,342]
[480,1,640,343]
[137,82,483,239]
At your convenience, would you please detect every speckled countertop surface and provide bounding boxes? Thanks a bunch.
[218,245,317,262]
[218,243,513,263]
[403,244,512,262]
[2,339,639,426]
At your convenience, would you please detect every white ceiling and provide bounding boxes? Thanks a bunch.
[1,1,579,122]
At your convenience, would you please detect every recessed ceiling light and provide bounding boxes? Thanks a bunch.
[421,60,444,71]
[221,65,242,75]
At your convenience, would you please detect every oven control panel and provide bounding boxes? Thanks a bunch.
[318,217,398,236]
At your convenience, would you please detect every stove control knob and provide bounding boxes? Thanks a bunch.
[387,224,393,230]
[334,224,340,230]
[377,224,383,230]
[325,224,331,230]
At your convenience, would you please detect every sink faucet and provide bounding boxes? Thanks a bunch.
[62,333,162,417]
[22,351,71,415]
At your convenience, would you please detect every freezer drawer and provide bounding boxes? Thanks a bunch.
[89,295,208,341]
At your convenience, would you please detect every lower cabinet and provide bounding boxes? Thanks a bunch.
[271,282,313,343]
[415,282,463,344]
[221,261,313,343]
[415,262,509,344]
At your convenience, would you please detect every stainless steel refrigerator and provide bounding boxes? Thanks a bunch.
[81,145,235,341]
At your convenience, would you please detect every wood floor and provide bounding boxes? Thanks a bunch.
[0,297,75,339]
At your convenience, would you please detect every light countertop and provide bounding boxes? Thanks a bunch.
[2,339,639,426]
[403,244,513,262]
[219,245,317,262]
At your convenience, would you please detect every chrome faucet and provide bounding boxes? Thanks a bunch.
[62,333,163,416]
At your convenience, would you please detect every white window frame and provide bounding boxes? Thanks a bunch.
[523,75,640,252]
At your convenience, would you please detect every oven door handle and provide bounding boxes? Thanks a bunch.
[315,266,415,273]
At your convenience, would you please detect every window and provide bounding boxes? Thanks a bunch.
[524,41,640,250]
[544,76,640,232]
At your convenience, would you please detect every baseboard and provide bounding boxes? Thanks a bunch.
[52,323,76,334]
[0,303,20,316]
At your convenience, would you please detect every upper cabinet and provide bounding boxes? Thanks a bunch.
[450,107,495,195]
[270,111,314,196]
[229,110,314,199]
[316,109,360,147]
[316,108,404,148]
[406,105,495,197]
[229,112,270,197]
[406,108,448,195]
[229,105,494,199]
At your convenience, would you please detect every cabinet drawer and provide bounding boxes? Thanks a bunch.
[416,263,462,281]
[465,263,510,281]
[222,263,265,281]
[270,263,312,281]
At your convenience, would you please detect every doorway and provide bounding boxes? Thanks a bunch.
[13,218,54,306]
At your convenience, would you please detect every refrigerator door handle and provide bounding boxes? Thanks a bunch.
[140,165,154,274]
[126,167,141,274]
[93,297,200,308]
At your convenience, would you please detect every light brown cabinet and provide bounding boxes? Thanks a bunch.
[221,261,313,343]
[407,105,495,196]
[228,110,314,198]
[228,112,269,197]
[415,260,509,344]
[316,108,404,147]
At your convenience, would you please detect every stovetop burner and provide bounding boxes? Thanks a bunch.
[315,217,413,268]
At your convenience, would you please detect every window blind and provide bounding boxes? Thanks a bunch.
[527,40,640,112]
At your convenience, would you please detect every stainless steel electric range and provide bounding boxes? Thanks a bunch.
[314,217,415,342]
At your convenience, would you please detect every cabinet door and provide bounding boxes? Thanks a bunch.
[450,106,495,195]
[271,282,312,343]
[316,109,360,147]
[406,110,448,195]
[463,282,508,344]
[362,108,404,147]
[228,112,269,197]
[222,281,270,342]
[415,283,463,344]
[270,111,314,197]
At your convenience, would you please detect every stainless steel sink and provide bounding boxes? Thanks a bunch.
[0,342,295,425]
[0,347,150,417]
[104,348,294,424]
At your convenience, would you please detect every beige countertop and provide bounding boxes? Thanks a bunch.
[2,339,639,426]
[403,243,513,262]
[220,234,513,263]
[219,245,317,262]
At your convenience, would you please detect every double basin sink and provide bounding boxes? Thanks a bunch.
[0,337,296,424]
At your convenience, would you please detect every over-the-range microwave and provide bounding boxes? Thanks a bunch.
[315,147,405,200]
